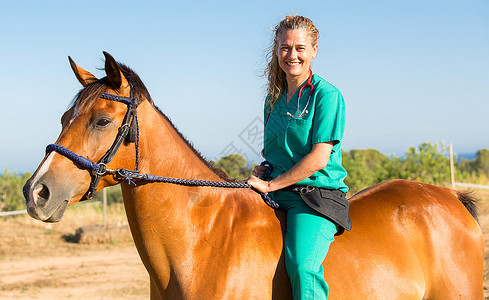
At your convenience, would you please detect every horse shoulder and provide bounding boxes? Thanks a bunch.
[187,189,285,298]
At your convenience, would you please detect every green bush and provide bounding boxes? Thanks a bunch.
[0,170,32,212]
[342,149,391,194]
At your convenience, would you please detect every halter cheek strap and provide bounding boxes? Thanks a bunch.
[85,92,139,199]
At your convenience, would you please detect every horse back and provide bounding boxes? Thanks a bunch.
[324,179,483,299]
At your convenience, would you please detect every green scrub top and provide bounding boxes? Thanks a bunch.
[264,74,348,193]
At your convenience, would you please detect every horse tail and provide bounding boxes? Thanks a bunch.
[455,190,479,224]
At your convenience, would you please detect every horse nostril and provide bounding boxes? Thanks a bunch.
[33,183,50,207]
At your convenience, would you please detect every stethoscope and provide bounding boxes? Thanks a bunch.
[286,70,314,118]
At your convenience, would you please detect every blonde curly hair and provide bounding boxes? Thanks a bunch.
[264,15,320,107]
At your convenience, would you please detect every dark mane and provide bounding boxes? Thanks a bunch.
[71,63,235,182]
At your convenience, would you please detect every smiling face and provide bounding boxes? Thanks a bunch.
[277,29,318,84]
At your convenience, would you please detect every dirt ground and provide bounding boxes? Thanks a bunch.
[0,204,149,300]
[2,189,489,300]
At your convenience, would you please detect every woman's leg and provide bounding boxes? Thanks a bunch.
[274,191,337,300]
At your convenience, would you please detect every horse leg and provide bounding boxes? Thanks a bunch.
[150,277,164,300]
[425,221,484,299]
[428,251,484,300]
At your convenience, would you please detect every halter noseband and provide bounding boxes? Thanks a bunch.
[46,87,140,200]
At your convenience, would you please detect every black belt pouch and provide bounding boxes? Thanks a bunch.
[296,187,352,236]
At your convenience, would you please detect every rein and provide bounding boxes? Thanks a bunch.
[45,89,281,209]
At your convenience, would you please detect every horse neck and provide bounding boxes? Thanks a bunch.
[122,101,250,292]
[121,100,244,293]
[137,100,222,182]
[126,100,227,228]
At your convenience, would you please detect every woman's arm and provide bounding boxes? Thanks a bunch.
[247,141,334,193]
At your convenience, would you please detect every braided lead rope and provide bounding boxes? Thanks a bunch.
[115,167,282,209]
[260,192,282,209]
[116,169,249,187]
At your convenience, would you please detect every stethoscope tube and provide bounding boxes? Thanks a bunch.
[286,70,314,118]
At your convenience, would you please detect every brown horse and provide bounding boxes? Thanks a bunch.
[24,52,483,299]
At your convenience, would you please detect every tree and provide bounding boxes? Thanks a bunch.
[343,142,454,194]
[388,142,451,185]
[458,148,489,181]
[215,154,252,180]
[343,149,389,194]
[473,149,489,176]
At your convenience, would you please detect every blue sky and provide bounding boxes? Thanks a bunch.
[1,0,488,173]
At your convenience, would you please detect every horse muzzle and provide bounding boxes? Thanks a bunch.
[23,172,71,223]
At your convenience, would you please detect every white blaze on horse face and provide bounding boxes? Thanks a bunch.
[30,152,55,201]
[36,152,55,178]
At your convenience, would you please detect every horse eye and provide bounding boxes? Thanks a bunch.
[95,118,111,128]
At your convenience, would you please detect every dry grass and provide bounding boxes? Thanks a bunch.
[0,202,130,258]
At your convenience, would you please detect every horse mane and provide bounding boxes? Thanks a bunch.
[70,63,235,182]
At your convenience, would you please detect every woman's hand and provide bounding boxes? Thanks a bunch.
[246,175,270,194]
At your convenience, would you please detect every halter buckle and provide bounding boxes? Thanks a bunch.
[95,163,108,176]
[119,123,130,131]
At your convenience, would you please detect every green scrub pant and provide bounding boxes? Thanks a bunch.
[272,191,337,300]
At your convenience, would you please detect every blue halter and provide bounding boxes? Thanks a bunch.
[46,89,139,200]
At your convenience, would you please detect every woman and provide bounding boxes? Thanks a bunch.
[247,15,351,299]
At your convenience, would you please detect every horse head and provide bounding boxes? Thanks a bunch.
[23,52,145,222]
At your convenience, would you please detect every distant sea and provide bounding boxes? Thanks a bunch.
[457,152,477,161]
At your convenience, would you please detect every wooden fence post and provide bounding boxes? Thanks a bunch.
[103,188,107,230]
[450,144,455,189]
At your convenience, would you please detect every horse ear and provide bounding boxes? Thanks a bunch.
[103,51,129,91]
[68,56,97,87]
